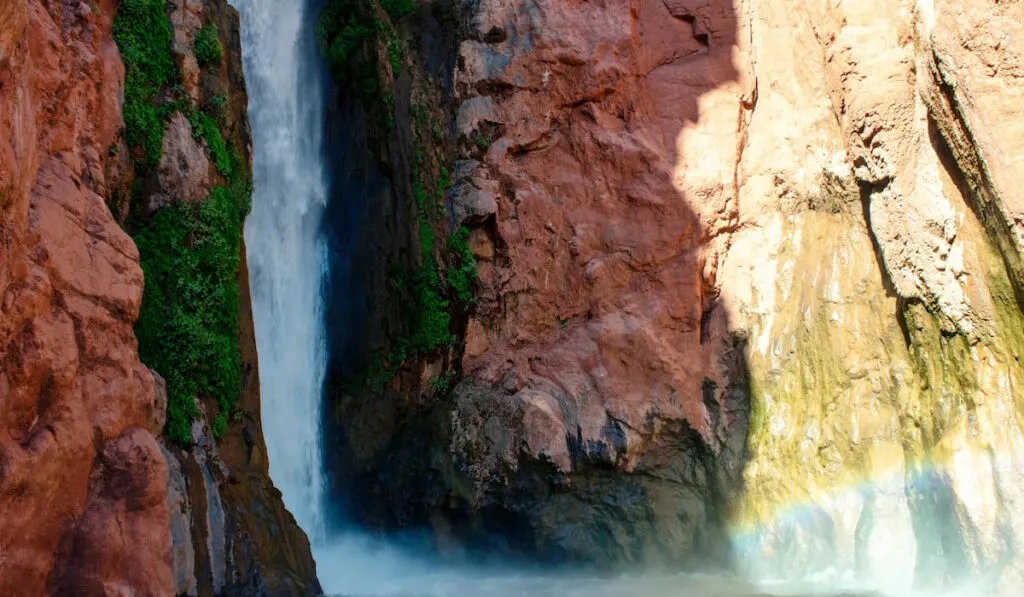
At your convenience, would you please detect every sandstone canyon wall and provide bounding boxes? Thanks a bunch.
[321,0,1024,593]
[0,0,318,594]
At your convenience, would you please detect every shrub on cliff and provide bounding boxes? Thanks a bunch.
[410,263,452,351]
[133,176,250,445]
[317,0,367,77]
[447,227,477,305]
[194,23,224,66]
[317,0,413,84]
[379,0,415,19]
[113,0,176,165]
[190,111,231,175]
[115,0,251,446]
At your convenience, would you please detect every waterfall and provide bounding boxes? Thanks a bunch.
[215,2,998,596]
[232,0,329,542]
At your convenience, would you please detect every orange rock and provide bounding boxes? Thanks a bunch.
[0,1,319,595]
[459,0,743,461]
[0,1,169,594]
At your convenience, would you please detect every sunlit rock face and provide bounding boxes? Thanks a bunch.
[347,0,1024,592]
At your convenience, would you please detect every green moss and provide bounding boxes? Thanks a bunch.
[430,373,451,395]
[114,0,176,165]
[362,263,453,391]
[381,92,396,131]
[410,104,428,126]
[436,164,451,198]
[418,214,434,259]
[447,226,476,305]
[410,262,453,351]
[193,23,223,66]
[206,93,229,121]
[474,131,493,152]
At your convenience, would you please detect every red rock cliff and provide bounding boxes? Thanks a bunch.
[326,0,1024,592]
[0,0,171,593]
[0,1,319,595]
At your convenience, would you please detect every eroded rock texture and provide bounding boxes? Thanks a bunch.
[0,0,318,595]
[337,0,1024,592]
[0,1,171,594]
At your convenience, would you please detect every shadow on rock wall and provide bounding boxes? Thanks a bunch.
[321,0,757,572]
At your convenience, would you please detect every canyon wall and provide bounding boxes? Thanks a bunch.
[324,0,1024,592]
[0,0,318,594]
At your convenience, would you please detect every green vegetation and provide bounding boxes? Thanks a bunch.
[409,104,428,126]
[364,138,471,389]
[317,0,374,82]
[430,373,451,395]
[322,21,371,79]
[409,264,452,350]
[388,36,403,75]
[316,0,478,396]
[193,23,223,66]
[447,227,477,305]
[317,0,413,94]
[113,0,176,165]
[436,165,450,198]
[133,170,251,444]
[408,159,451,352]
[364,264,452,391]
[189,111,231,175]
[212,412,228,439]
[379,0,415,19]
[382,92,396,131]
[114,1,250,445]
[206,93,229,120]
[474,131,493,152]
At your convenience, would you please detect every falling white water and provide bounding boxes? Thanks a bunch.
[232,0,329,542]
